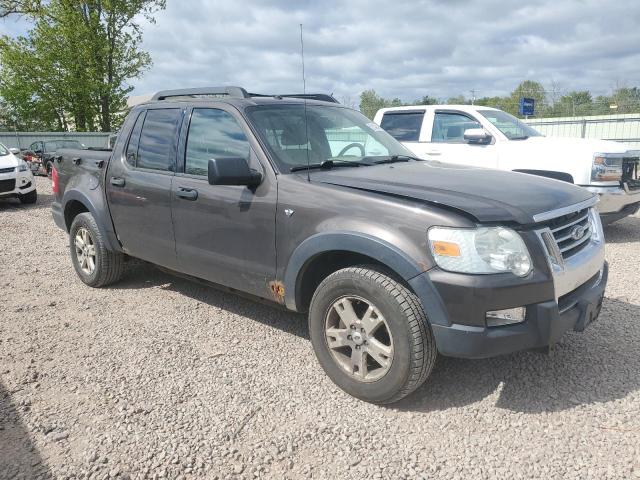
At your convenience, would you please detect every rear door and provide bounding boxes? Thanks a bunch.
[378,110,430,157]
[105,107,183,269]
[425,110,498,168]
[172,106,277,299]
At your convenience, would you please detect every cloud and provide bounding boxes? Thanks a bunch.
[4,0,640,104]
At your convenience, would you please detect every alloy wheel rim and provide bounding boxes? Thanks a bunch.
[324,296,394,383]
[74,227,96,275]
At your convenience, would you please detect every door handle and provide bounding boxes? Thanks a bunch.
[110,177,125,187]
[176,187,198,201]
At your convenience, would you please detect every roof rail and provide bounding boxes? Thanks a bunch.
[279,93,339,103]
[249,92,340,103]
[151,86,250,101]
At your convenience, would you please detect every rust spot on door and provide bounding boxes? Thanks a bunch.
[269,281,286,304]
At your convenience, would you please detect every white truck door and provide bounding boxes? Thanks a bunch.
[425,110,499,169]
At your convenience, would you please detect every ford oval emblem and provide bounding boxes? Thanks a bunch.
[570,225,586,241]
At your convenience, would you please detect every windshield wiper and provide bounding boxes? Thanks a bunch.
[359,155,423,165]
[290,159,362,172]
[510,135,530,140]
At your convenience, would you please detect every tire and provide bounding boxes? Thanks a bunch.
[309,266,437,404]
[69,212,125,287]
[19,189,37,204]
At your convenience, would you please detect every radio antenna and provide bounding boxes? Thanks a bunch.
[300,23,311,182]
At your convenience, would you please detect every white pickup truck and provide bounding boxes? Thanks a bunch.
[374,105,640,224]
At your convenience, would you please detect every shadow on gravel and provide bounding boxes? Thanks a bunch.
[0,380,52,479]
[0,192,54,212]
[395,298,640,414]
[603,218,640,244]
[112,262,309,339]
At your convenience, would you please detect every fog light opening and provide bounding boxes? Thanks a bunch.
[486,307,526,327]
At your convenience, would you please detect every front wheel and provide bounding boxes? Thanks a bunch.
[309,266,437,404]
[69,213,125,287]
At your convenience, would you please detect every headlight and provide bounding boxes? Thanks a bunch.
[592,153,622,182]
[428,226,532,277]
[18,161,29,172]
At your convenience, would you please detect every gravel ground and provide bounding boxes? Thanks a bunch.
[1,177,639,480]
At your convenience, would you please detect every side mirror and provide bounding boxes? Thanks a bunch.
[34,149,43,155]
[464,128,492,145]
[208,157,262,187]
[9,147,20,155]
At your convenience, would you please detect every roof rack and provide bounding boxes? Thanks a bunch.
[250,93,340,103]
[151,87,340,104]
[151,86,251,101]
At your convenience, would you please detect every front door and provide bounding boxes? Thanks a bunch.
[172,107,277,300]
[424,111,498,168]
[105,107,183,269]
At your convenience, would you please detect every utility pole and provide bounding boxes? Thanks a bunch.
[470,89,476,105]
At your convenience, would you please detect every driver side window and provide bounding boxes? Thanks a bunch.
[431,112,481,144]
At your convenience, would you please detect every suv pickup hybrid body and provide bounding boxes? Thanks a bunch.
[52,87,607,403]
[374,105,640,224]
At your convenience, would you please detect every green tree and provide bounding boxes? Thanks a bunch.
[359,89,392,119]
[0,0,165,131]
[504,80,547,117]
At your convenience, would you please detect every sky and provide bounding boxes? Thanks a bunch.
[2,0,640,104]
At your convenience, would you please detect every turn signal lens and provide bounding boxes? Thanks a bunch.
[431,241,460,257]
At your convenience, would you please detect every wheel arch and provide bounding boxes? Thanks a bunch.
[284,232,429,313]
[62,189,119,251]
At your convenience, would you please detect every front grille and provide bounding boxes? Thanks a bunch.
[0,167,15,174]
[623,156,640,191]
[0,179,16,193]
[546,208,592,259]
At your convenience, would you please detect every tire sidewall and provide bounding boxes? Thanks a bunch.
[309,271,418,403]
[69,214,102,286]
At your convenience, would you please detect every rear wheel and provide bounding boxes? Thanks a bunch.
[69,213,124,287]
[46,161,54,177]
[309,266,437,404]
[19,189,37,204]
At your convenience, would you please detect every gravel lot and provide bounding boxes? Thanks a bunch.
[1,177,639,480]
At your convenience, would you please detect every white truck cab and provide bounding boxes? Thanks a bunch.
[374,105,640,223]
[0,143,38,204]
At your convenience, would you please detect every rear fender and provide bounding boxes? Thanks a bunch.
[62,187,121,252]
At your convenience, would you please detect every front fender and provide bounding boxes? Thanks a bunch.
[283,231,450,326]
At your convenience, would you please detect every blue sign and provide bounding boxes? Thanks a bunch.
[519,97,535,116]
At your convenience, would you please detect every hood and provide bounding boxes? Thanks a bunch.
[311,161,594,225]
[0,152,20,169]
[519,136,633,154]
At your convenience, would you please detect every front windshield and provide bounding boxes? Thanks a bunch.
[0,143,8,156]
[246,104,415,172]
[478,109,543,140]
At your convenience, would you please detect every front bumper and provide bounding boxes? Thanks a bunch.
[584,184,640,220]
[0,169,36,198]
[428,263,607,358]
[413,209,607,359]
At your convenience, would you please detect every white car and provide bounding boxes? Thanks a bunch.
[374,105,640,224]
[0,143,37,204]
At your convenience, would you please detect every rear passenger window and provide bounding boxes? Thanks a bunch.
[125,111,146,167]
[185,109,250,176]
[136,109,182,171]
[380,112,424,142]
